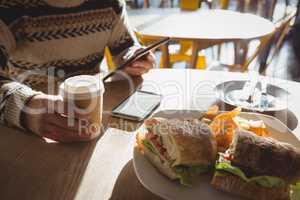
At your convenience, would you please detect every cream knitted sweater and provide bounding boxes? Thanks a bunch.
[0,0,139,129]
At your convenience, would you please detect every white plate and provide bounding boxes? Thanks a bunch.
[133,110,300,200]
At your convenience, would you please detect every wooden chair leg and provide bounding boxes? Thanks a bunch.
[258,40,273,73]
[105,47,116,70]
[190,41,200,68]
[240,41,249,66]
[220,0,230,9]
[160,43,171,68]
[245,0,258,13]
[134,0,139,8]
[217,45,222,61]
[159,0,167,8]
[260,24,291,74]
[233,40,249,67]
[170,0,174,7]
[242,36,272,72]
[144,0,150,8]
[234,41,240,65]
[236,0,245,12]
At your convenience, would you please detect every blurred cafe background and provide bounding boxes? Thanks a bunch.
[102,0,300,81]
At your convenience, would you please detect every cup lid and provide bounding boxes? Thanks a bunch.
[60,75,104,97]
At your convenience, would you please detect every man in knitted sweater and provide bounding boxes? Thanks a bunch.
[0,0,155,142]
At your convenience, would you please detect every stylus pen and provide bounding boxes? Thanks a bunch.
[102,37,170,82]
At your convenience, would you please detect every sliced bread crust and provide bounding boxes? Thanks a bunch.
[147,118,217,167]
[231,130,300,183]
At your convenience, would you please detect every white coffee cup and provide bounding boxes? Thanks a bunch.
[59,75,105,134]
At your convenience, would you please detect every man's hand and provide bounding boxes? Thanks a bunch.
[23,94,99,143]
[123,53,155,76]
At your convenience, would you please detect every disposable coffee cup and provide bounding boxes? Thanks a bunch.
[59,75,105,134]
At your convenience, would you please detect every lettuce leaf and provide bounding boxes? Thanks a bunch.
[250,176,285,188]
[142,139,157,155]
[190,165,209,175]
[290,182,300,200]
[216,162,285,188]
[178,170,192,187]
[142,139,209,187]
[173,165,209,187]
[216,162,248,182]
[173,166,192,186]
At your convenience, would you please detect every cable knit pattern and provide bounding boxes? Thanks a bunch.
[0,0,140,129]
[0,0,47,8]
[0,20,16,54]
[2,82,42,128]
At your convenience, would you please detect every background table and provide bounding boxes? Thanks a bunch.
[129,9,275,68]
[128,8,177,30]
[0,69,299,200]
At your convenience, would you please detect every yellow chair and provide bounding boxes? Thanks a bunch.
[220,0,230,9]
[134,30,156,46]
[105,31,157,70]
[178,0,209,69]
[104,47,116,71]
[180,0,200,10]
[215,0,282,72]
[159,41,207,69]
[105,30,207,70]
[260,7,297,74]
[108,1,209,70]
[158,0,206,69]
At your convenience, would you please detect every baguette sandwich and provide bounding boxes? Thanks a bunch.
[211,129,300,200]
[138,117,217,186]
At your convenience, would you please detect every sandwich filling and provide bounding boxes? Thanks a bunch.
[142,130,209,186]
[290,183,300,200]
[215,150,286,188]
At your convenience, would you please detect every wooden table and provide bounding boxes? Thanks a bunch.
[130,9,275,68]
[1,69,299,200]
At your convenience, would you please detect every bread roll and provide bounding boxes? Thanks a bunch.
[230,130,300,183]
[211,173,290,200]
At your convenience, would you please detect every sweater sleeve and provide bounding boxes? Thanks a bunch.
[107,1,142,66]
[0,19,41,129]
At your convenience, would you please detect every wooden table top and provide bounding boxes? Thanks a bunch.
[1,69,299,200]
[130,9,275,41]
